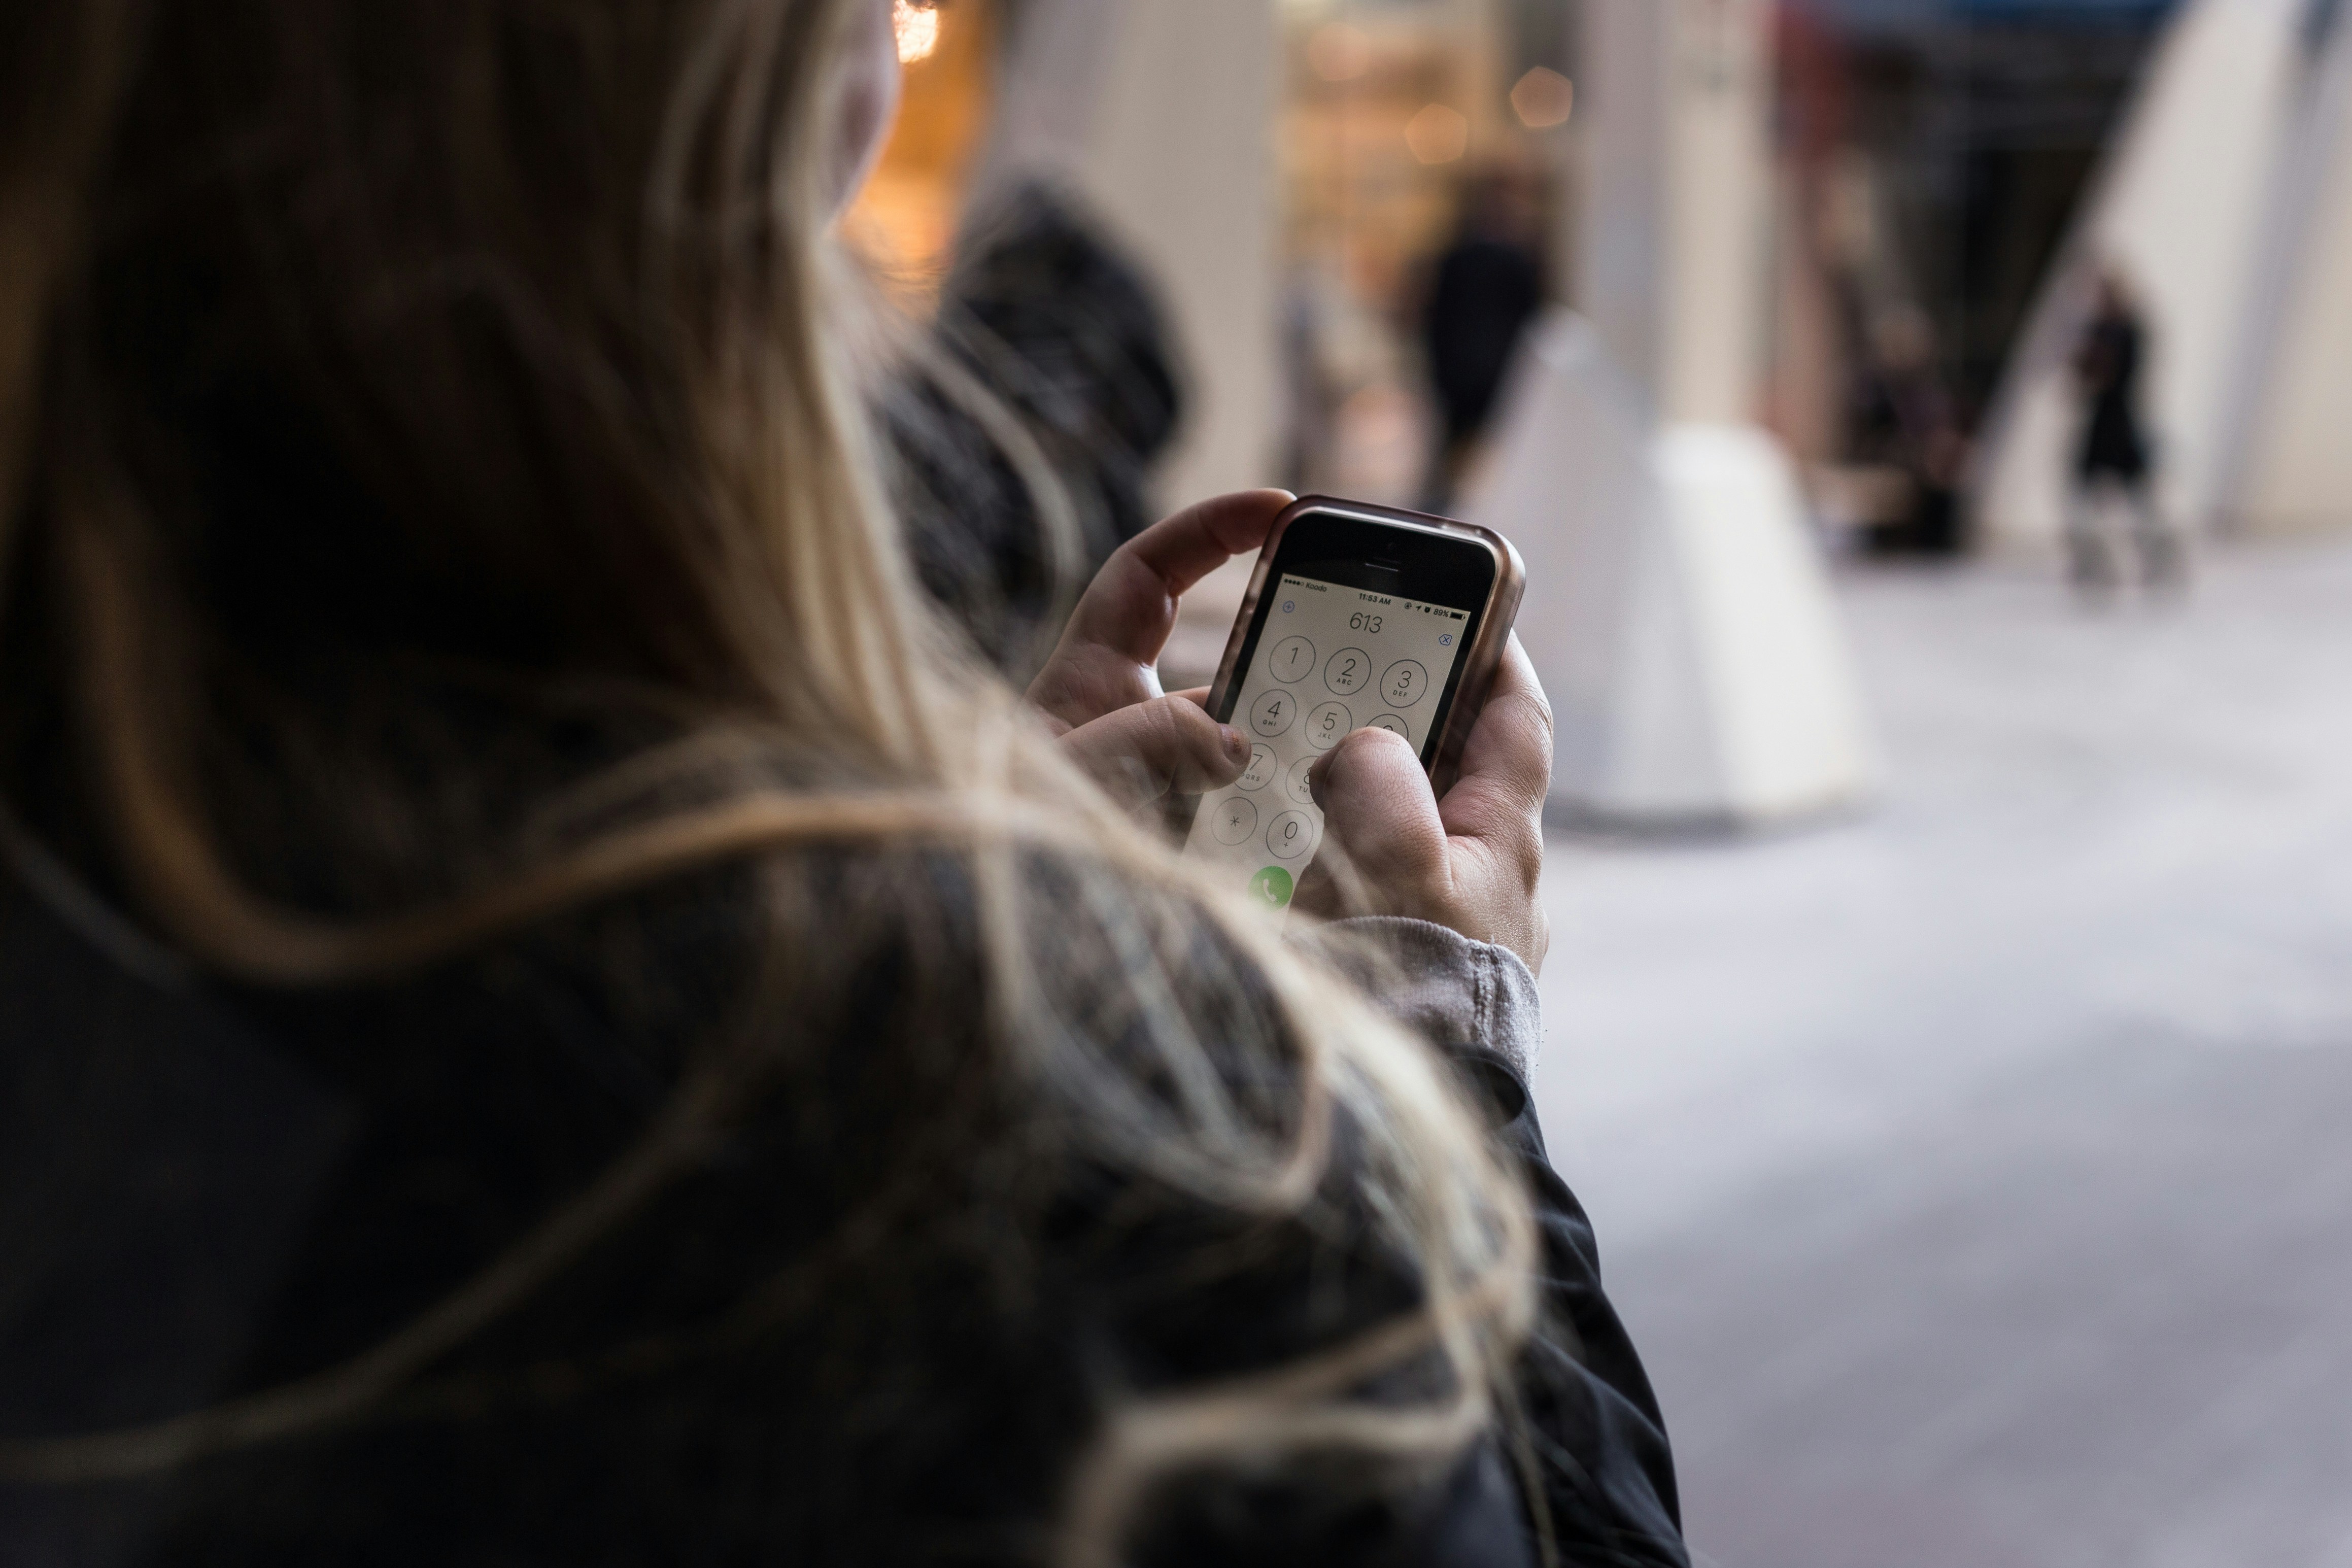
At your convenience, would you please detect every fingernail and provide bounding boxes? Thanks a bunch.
[1222,726,1250,765]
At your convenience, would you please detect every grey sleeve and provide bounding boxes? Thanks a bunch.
[1294,916,1542,1076]
[1291,915,1689,1562]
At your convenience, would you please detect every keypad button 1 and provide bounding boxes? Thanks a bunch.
[1304,701,1352,751]
[1268,636,1316,684]
[1249,689,1296,737]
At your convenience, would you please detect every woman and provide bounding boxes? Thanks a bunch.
[0,2,1686,1563]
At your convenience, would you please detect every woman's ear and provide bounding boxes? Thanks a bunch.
[829,0,904,220]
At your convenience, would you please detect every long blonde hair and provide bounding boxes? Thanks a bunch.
[0,0,1539,1559]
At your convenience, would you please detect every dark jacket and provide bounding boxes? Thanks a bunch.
[0,841,1687,1567]
[1422,238,1545,448]
[2074,310,2151,482]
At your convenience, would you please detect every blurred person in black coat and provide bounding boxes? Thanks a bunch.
[2068,269,2181,592]
[1419,168,1548,513]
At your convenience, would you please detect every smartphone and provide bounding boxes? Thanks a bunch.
[1181,497,1526,912]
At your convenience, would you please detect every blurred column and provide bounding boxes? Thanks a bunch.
[2220,1,2352,535]
[1472,0,1877,828]
[978,0,1280,680]
[1582,0,1772,424]
[980,0,1281,513]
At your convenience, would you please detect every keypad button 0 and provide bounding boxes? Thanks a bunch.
[1266,810,1316,862]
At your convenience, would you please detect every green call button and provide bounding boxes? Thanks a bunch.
[1247,866,1295,909]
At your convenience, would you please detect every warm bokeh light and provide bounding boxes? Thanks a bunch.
[1510,66,1574,129]
[1306,22,1371,83]
[853,0,993,298]
[1404,103,1469,165]
[893,0,940,64]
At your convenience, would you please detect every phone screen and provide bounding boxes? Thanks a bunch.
[1184,535,1489,910]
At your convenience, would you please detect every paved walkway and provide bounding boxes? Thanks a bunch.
[1529,542,2352,1568]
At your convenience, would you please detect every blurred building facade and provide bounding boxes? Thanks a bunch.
[857,0,2349,559]
[1976,0,2352,547]
[1774,0,2181,550]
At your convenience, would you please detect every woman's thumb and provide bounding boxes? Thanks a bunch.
[1309,726,1448,895]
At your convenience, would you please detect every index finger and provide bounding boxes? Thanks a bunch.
[1437,636,1554,840]
[1055,490,1293,667]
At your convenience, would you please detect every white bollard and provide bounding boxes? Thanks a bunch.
[1472,314,1879,828]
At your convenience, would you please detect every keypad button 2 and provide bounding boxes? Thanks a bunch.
[1323,647,1372,695]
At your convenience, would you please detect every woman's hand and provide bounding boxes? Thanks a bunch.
[1304,637,1553,974]
[1028,490,1293,808]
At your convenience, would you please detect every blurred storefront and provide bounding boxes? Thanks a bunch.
[851,0,1584,515]
[1276,0,1580,505]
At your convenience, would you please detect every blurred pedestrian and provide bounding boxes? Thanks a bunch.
[888,182,1183,676]
[1418,166,1547,512]
[1850,304,1970,556]
[2068,268,2181,591]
